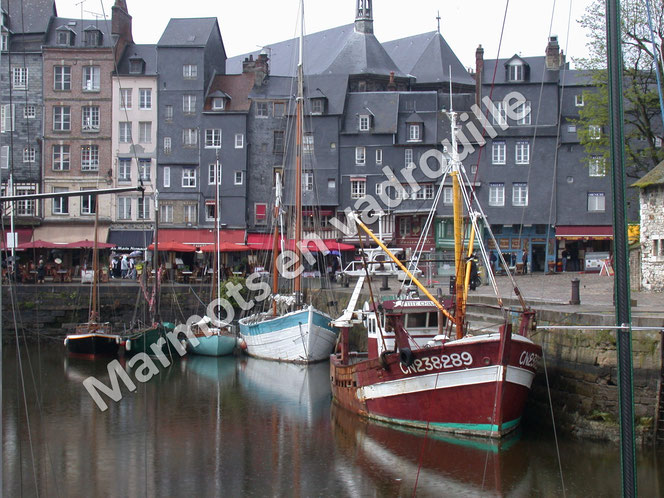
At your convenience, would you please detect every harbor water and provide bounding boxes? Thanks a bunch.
[2,343,663,496]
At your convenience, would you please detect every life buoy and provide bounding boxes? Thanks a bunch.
[399,347,414,367]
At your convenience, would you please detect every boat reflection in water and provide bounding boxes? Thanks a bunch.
[237,357,331,424]
[184,355,237,386]
[332,405,532,497]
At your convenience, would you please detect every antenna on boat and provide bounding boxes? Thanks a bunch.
[449,65,453,112]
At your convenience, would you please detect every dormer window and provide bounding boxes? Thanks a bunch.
[505,57,529,82]
[129,58,145,75]
[408,124,422,141]
[212,98,225,110]
[1,30,8,52]
[359,114,370,131]
[84,27,102,47]
[311,98,325,115]
[56,27,75,46]
[509,63,523,81]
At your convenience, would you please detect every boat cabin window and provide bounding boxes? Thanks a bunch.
[406,312,427,328]
[427,312,438,328]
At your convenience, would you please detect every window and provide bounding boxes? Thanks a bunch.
[54,66,71,90]
[15,186,36,216]
[164,137,171,154]
[516,101,531,125]
[82,106,100,131]
[119,122,132,143]
[163,166,170,188]
[408,124,421,141]
[256,102,268,117]
[255,203,267,225]
[137,197,150,220]
[491,101,507,126]
[205,129,221,148]
[489,183,505,206]
[515,141,530,164]
[1,33,8,52]
[405,148,414,168]
[303,172,313,191]
[183,64,197,79]
[575,94,584,106]
[129,59,144,74]
[80,191,96,215]
[376,149,382,165]
[512,183,528,206]
[355,147,366,165]
[139,122,152,143]
[165,105,173,121]
[234,171,243,185]
[84,28,102,47]
[235,133,244,148]
[53,106,70,131]
[205,202,217,221]
[416,184,434,200]
[1,104,14,132]
[328,178,336,189]
[118,158,131,182]
[138,159,151,181]
[160,204,173,223]
[118,196,131,220]
[589,125,601,140]
[23,146,35,163]
[182,168,196,187]
[359,115,370,131]
[652,238,664,259]
[118,88,132,110]
[82,66,100,91]
[52,145,70,171]
[492,141,506,164]
[273,130,284,153]
[351,178,366,199]
[184,204,197,224]
[81,145,99,171]
[399,217,411,236]
[212,98,225,110]
[375,183,383,195]
[443,186,453,204]
[12,67,27,89]
[301,133,314,154]
[1,146,8,168]
[508,63,524,81]
[183,95,196,114]
[183,128,197,146]
[589,156,606,177]
[274,102,286,117]
[208,163,221,185]
[56,29,74,46]
[588,192,605,212]
[309,99,323,114]
[52,187,69,215]
[568,125,577,133]
[22,105,35,120]
[139,89,152,110]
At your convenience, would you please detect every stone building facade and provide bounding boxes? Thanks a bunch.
[633,161,664,291]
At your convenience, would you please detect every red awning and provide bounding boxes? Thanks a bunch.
[200,241,251,253]
[1,227,33,250]
[147,241,196,252]
[63,240,116,249]
[158,228,245,246]
[555,226,613,240]
[247,234,355,252]
[16,240,60,249]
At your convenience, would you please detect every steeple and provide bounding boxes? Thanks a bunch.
[355,0,373,34]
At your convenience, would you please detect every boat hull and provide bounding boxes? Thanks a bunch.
[187,332,236,357]
[125,323,178,357]
[65,333,121,356]
[330,334,542,438]
[239,306,338,363]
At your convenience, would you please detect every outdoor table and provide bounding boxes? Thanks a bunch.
[181,271,193,283]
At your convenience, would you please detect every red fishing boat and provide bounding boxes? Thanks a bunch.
[330,111,543,438]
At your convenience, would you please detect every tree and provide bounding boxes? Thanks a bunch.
[576,0,664,179]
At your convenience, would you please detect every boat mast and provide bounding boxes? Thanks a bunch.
[90,198,99,323]
[214,154,220,302]
[293,0,304,306]
[449,111,466,339]
[153,190,160,320]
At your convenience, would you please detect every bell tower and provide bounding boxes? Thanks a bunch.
[355,0,373,34]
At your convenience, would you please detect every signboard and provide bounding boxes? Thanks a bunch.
[584,252,610,272]
[6,232,17,249]
[499,239,509,249]
[511,238,521,249]
[488,239,496,249]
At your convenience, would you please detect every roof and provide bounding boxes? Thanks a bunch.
[343,92,399,134]
[383,31,474,87]
[45,17,114,48]
[632,160,664,188]
[1,0,55,34]
[157,17,218,47]
[560,69,594,86]
[116,44,158,75]
[206,73,255,112]
[482,55,562,85]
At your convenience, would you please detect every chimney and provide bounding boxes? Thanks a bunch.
[243,52,270,87]
[475,45,484,107]
[112,0,133,61]
[387,71,396,91]
[545,36,565,69]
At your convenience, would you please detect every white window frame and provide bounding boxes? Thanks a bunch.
[119,122,132,143]
[205,129,222,148]
[52,187,69,215]
[443,186,453,204]
[350,179,366,199]
[405,148,414,168]
[212,98,224,110]
[163,166,170,188]
[52,145,70,171]
[311,99,323,114]
[182,168,197,188]
[589,125,601,140]
[208,163,221,185]
[80,190,96,216]
[183,128,197,146]
[164,136,171,154]
[12,67,28,89]
[234,171,243,185]
[375,148,382,165]
[492,141,506,165]
[53,106,70,131]
[1,145,10,168]
[256,102,268,117]
[235,133,244,149]
[183,64,198,79]
[303,133,314,154]
[23,146,36,163]
[183,94,196,114]
[491,101,507,126]
[509,63,524,81]
[81,145,99,171]
[588,192,605,212]
[515,141,530,165]
[512,183,528,207]
[1,104,14,133]
[568,125,577,133]
[408,124,421,142]
[489,183,505,206]
[23,105,36,119]
[1,33,8,52]
[589,156,606,177]
[575,94,584,107]
[138,159,151,181]
[303,172,313,191]
[359,115,370,131]
[120,88,132,109]
[184,204,197,224]
[375,183,383,195]
[137,196,150,220]
[355,147,366,165]
[399,217,411,237]
[160,204,173,223]
[54,66,71,91]
[139,88,152,110]
[118,158,131,182]
[82,66,100,91]
[516,101,531,125]
[81,106,100,132]
[117,196,132,220]
[139,122,152,143]
[165,105,173,121]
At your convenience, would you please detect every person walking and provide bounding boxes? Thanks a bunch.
[37,259,46,283]
[121,255,129,278]
[561,249,569,272]
[489,251,498,273]
[522,251,528,274]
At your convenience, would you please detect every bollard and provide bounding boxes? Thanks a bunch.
[570,278,580,305]
[380,274,390,291]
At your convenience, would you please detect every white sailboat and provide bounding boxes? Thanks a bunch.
[239,0,337,363]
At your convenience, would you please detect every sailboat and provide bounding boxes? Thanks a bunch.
[187,160,238,357]
[64,201,122,355]
[238,0,338,363]
[330,110,543,438]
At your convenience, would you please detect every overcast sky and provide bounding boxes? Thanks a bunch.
[56,0,594,69]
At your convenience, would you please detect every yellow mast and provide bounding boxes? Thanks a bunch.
[450,111,466,339]
[293,0,304,305]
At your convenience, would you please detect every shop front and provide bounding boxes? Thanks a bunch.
[555,225,613,272]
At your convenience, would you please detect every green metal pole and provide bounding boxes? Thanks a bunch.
[605,1,636,496]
